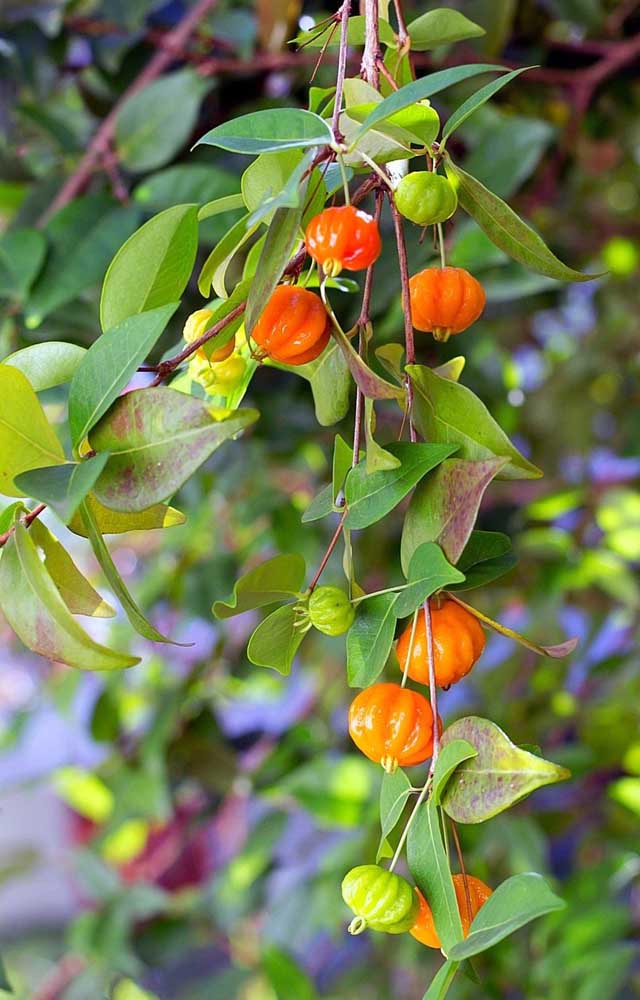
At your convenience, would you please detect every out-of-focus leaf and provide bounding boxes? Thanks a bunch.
[213,554,306,618]
[0,228,46,300]
[262,945,318,1000]
[100,204,198,331]
[116,69,211,172]
[407,9,485,50]
[0,523,138,670]
[0,364,65,497]
[441,717,570,824]
[89,390,258,512]
[4,342,86,391]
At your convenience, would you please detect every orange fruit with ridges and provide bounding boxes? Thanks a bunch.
[410,875,493,948]
[305,205,382,277]
[409,266,485,341]
[396,599,485,688]
[251,285,330,365]
[348,682,441,773]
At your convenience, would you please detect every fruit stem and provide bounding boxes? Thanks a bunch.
[400,608,419,688]
[348,915,368,935]
[331,0,352,142]
[337,151,351,205]
[350,584,407,604]
[423,598,441,768]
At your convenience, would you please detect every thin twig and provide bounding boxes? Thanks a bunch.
[308,510,349,592]
[332,0,352,140]
[361,0,381,86]
[0,503,47,550]
[389,195,417,442]
[423,598,441,776]
[146,303,246,385]
[40,0,220,224]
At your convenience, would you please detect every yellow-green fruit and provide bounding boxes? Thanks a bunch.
[308,585,355,636]
[342,864,419,935]
[395,172,458,226]
[183,308,214,344]
[211,354,246,394]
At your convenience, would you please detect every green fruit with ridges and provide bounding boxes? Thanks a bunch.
[395,172,458,226]
[307,585,355,636]
[342,864,419,935]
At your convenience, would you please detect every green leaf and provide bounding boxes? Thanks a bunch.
[408,365,542,481]
[116,69,211,172]
[26,205,139,324]
[407,800,464,955]
[241,148,323,229]
[263,945,318,1000]
[197,192,245,221]
[0,227,46,300]
[450,531,517,591]
[0,523,138,671]
[89,389,259,512]
[432,739,478,805]
[364,398,401,473]
[68,495,185,537]
[441,716,571,824]
[29,519,115,619]
[0,503,23,535]
[377,768,412,861]
[434,356,465,382]
[197,109,332,155]
[442,68,531,142]
[446,160,597,282]
[293,15,395,48]
[0,951,12,993]
[334,434,360,500]
[198,212,261,299]
[247,603,305,675]
[448,873,565,960]
[245,202,303,334]
[0,364,65,497]
[345,442,457,530]
[15,454,109,523]
[100,204,198,331]
[199,279,250,357]
[346,593,398,688]
[3,342,86,391]
[401,458,508,573]
[326,320,406,403]
[421,960,460,1000]
[394,543,465,618]
[354,65,504,139]
[301,484,334,523]
[283,341,351,427]
[407,9,485,50]
[213,554,306,618]
[68,302,178,448]
[79,500,182,645]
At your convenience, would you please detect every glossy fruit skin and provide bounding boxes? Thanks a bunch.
[308,586,355,636]
[348,682,440,772]
[305,205,382,277]
[395,173,458,227]
[410,875,493,948]
[183,308,213,345]
[200,336,235,364]
[396,599,485,688]
[409,266,486,341]
[342,864,419,934]
[251,285,330,365]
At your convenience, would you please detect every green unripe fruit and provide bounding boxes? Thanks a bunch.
[211,355,246,394]
[342,864,419,935]
[395,172,458,227]
[307,585,355,636]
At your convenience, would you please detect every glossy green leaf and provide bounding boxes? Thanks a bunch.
[345,442,457,530]
[407,800,464,955]
[197,193,245,221]
[0,523,138,671]
[4,342,86,391]
[401,458,508,573]
[15,454,109,523]
[29,519,115,619]
[0,364,65,497]
[245,202,303,334]
[328,323,406,402]
[213,554,306,619]
[280,340,352,427]
[377,767,412,861]
[394,543,465,618]
[196,108,332,154]
[241,148,322,229]
[0,227,46,300]
[100,204,198,331]
[68,302,178,447]
[364,398,401,473]
[441,716,571,824]
[442,68,531,141]
[198,279,250,358]
[432,739,478,805]
[79,501,182,645]
[134,163,238,214]
[434,356,465,382]
[422,960,459,1000]
[446,161,597,282]
[116,69,211,172]
[198,212,261,299]
[408,365,542,481]
[354,65,504,139]
[448,873,565,960]
[89,390,258,512]
[67,495,185,537]
[247,604,305,675]
[26,205,139,324]
[407,9,485,50]
[450,531,517,591]
[301,484,334,524]
[347,593,398,688]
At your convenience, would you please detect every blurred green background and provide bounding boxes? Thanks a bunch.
[0,1,639,997]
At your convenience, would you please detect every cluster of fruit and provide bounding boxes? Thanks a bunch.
[185,169,486,396]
